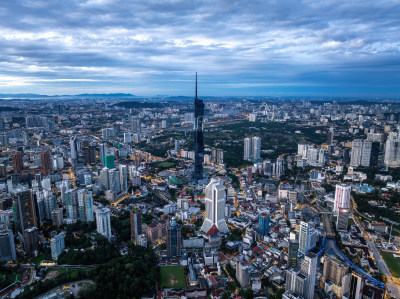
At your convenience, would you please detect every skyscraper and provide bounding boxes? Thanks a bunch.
[24,227,40,257]
[12,151,24,174]
[334,184,351,213]
[193,73,204,183]
[130,211,142,242]
[287,239,299,269]
[65,189,78,220]
[167,217,181,257]
[99,143,106,165]
[302,253,317,299]
[119,164,128,193]
[201,178,229,234]
[41,152,51,176]
[322,255,349,286]
[50,232,65,260]
[244,137,261,161]
[258,214,270,236]
[12,188,37,234]
[384,134,400,168]
[298,221,317,255]
[70,136,78,160]
[327,128,334,145]
[96,207,112,240]
[0,229,16,262]
[336,208,350,231]
[104,154,115,169]
[348,271,365,299]
[77,189,94,222]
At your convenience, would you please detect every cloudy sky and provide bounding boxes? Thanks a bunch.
[0,0,399,97]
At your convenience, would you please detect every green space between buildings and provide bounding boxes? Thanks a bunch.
[159,266,186,289]
[381,251,400,278]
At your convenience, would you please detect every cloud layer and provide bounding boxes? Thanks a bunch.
[0,0,399,97]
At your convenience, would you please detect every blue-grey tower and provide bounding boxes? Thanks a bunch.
[193,73,204,182]
[259,214,270,236]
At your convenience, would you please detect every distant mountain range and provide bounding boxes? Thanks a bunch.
[0,93,136,98]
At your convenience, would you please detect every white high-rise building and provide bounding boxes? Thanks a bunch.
[201,178,229,234]
[253,137,261,160]
[244,137,261,161]
[109,169,121,193]
[123,133,132,144]
[334,184,351,213]
[95,207,112,240]
[70,136,78,160]
[384,134,400,168]
[302,253,317,299]
[50,232,65,260]
[119,165,128,193]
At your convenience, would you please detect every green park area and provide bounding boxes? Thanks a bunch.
[159,266,186,289]
[381,251,400,278]
[156,161,177,168]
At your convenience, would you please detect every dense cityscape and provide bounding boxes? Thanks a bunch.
[0,90,400,299]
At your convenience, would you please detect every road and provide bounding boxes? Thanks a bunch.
[111,193,132,207]
[350,196,400,297]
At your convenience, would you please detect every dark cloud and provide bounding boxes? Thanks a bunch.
[0,0,399,96]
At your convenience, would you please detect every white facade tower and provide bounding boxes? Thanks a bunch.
[201,178,229,234]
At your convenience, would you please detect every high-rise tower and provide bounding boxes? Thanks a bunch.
[193,73,204,183]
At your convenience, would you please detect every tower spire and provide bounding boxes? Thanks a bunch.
[195,72,197,100]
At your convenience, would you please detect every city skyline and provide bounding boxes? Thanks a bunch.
[0,0,399,97]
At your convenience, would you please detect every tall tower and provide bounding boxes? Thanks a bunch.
[201,178,229,234]
[193,73,204,183]
[167,217,181,257]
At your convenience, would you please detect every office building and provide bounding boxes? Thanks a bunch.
[0,229,16,262]
[130,211,142,242]
[24,227,40,257]
[298,221,317,255]
[336,208,350,231]
[100,143,106,165]
[12,188,37,234]
[41,152,51,176]
[288,239,299,269]
[83,142,96,165]
[244,137,261,161]
[131,116,141,133]
[322,255,349,286]
[258,214,270,236]
[104,154,115,169]
[302,253,317,299]
[348,271,365,299]
[327,128,334,145]
[51,208,64,227]
[109,169,121,193]
[70,136,78,160]
[201,178,229,234]
[50,232,65,260]
[124,133,132,144]
[193,73,205,182]
[100,168,110,190]
[96,207,112,240]
[285,270,307,298]
[167,217,181,257]
[334,184,351,213]
[12,151,24,174]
